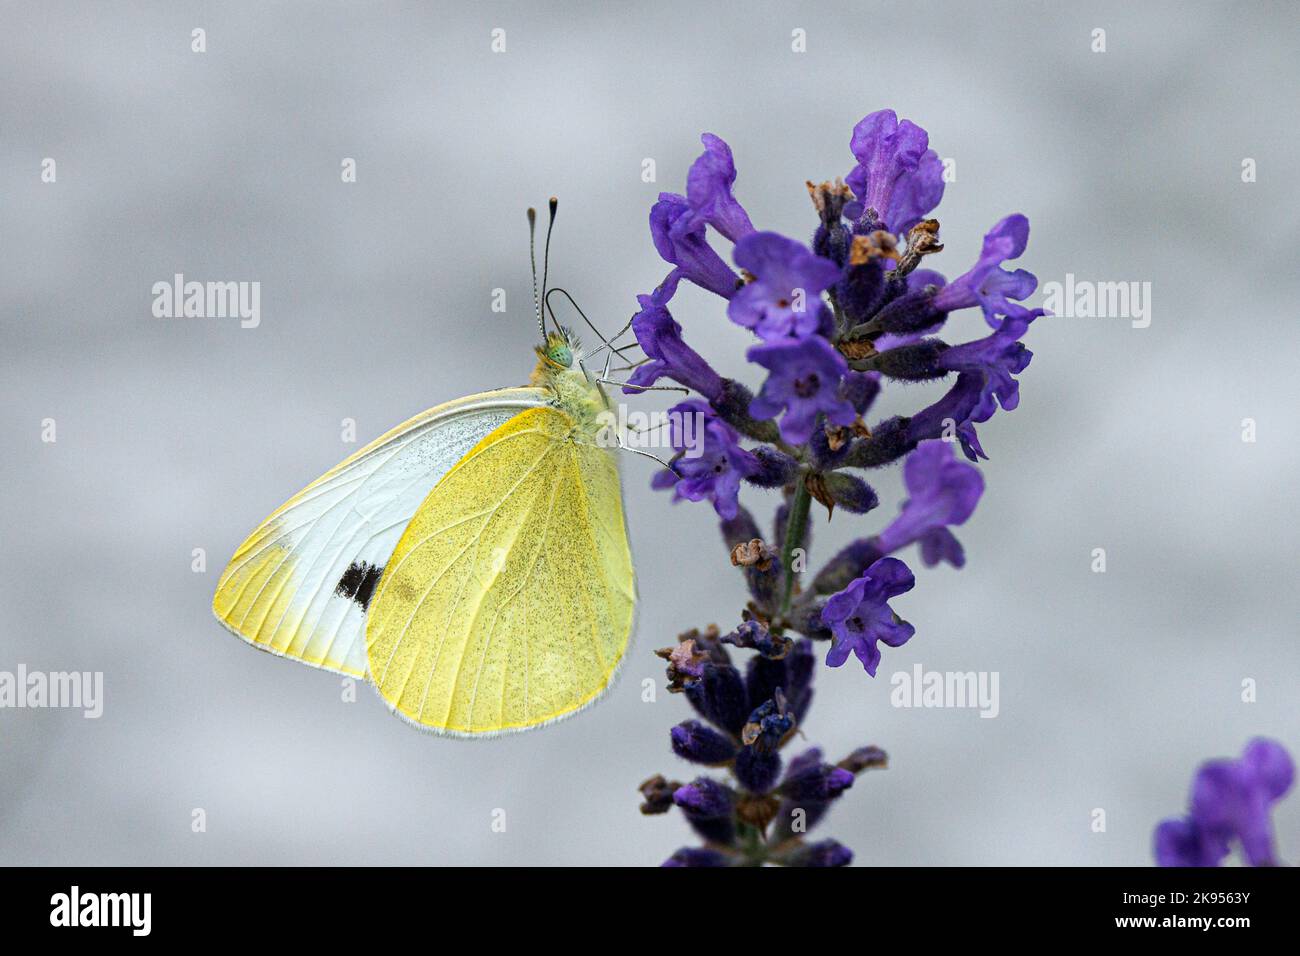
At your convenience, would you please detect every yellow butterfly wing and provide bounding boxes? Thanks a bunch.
[212,388,546,677]
[365,405,635,735]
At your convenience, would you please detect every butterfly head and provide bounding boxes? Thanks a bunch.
[536,328,574,370]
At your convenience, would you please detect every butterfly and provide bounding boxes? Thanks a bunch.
[212,200,650,736]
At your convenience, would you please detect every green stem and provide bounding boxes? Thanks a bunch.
[841,318,882,343]
[778,473,812,617]
[737,821,765,865]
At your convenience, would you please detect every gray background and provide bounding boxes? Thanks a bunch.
[2,1,1297,866]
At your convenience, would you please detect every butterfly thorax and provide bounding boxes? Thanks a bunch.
[530,335,608,440]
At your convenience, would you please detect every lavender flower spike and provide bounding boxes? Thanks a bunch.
[638,106,1046,867]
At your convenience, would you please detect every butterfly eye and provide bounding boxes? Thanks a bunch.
[548,344,573,367]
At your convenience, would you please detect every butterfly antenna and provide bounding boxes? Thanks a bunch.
[546,287,616,353]
[527,206,545,339]
[540,197,563,341]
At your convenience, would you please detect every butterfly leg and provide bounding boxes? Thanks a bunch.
[598,378,688,395]
[612,435,681,476]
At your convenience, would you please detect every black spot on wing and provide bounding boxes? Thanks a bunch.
[335,561,383,611]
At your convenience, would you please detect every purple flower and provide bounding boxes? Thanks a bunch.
[1155,738,1295,867]
[820,557,916,676]
[918,528,965,568]
[937,310,1039,425]
[932,214,1039,328]
[649,193,739,299]
[747,336,856,445]
[845,110,945,234]
[652,400,759,521]
[685,133,755,243]
[902,310,1041,461]
[1153,817,1231,868]
[908,267,947,293]
[876,440,984,567]
[624,273,724,401]
[728,232,840,340]
[907,372,989,461]
[842,369,882,414]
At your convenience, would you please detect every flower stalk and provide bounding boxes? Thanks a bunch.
[632,109,1045,866]
[778,473,811,619]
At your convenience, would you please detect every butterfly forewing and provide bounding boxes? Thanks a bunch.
[211,388,547,676]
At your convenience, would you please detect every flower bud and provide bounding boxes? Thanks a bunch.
[684,661,749,735]
[745,446,800,488]
[783,838,853,867]
[865,340,950,380]
[661,847,731,867]
[873,288,946,335]
[734,748,783,795]
[842,415,913,469]
[673,777,737,845]
[670,720,738,765]
[823,472,879,514]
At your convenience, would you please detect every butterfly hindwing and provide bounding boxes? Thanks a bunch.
[365,405,635,735]
[212,388,547,676]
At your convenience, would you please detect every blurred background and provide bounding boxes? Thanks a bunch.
[2,0,1297,866]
